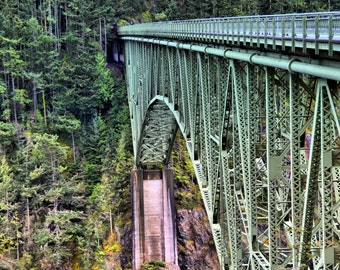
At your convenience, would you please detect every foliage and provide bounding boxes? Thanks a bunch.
[171,133,202,210]
[0,0,134,268]
[141,260,166,270]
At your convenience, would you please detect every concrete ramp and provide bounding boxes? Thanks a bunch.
[131,169,178,270]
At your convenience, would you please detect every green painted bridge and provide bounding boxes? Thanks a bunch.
[118,12,340,269]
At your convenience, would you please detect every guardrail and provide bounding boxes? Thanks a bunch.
[119,12,340,56]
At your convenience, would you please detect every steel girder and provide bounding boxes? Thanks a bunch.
[124,39,340,269]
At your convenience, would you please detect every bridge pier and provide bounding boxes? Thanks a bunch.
[131,168,178,270]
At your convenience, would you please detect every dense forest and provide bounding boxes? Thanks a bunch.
[0,0,339,269]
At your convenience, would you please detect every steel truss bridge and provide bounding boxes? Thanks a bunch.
[119,12,340,269]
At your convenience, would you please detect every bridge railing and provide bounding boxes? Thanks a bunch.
[119,12,340,55]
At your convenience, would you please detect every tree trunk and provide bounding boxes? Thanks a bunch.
[50,154,55,183]
[27,198,31,239]
[5,190,9,219]
[4,73,10,122]
[16,230,19,260]
[42,90,47,126]
[12,77,18,127]
[55,0,60,52]
[104,18,107,57]
[54,196,59,214]
[82,21,86,48]
[72,130,76,162]
[33,80,38,123]
[99,18,102,50]
[109,209,113,234]
[48,0,52,37]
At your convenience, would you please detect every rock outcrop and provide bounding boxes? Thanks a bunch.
[176,208,220,269]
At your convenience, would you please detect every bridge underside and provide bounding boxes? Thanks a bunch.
[124,36,340,269]
[135,100,177,165]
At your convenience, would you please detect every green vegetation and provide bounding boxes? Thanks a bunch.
[0,1,134,268]
[141,260,166,270]
[0,0,336,268]
[172,134,202,210]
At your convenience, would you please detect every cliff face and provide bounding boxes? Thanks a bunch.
[171,135,220,270]
[115,195,219,270]
[176,208,220,269]
[119,224,133,269]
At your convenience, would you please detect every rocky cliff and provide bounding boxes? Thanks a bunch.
[172,135,220,270]
[176,208,220,269]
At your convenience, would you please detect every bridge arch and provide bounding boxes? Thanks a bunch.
[122,14,340,269]
[135,47,219,167]
[134,97,177,166]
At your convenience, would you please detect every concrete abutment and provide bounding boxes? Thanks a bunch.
[131,168,178,270]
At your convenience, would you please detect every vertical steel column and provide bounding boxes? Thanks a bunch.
[177,50,190,135]
[206,56,220,218]
[232,60,261,268]
[126,41,140,162]
[246,63,259,251]
[231,59,251,266]
[215,58,229,239]
[151,44,160,98]
[289,73,303,267]
[144,43,152,105]
[220,65,237,269]
[231,67,246,267]
[222,150,243,269]
[138,42,147,120]
[160,46,169,98]
[317,79,335,268]
[207,57,227,265]
[167,47,177,106]
[186,51,197,154]
[265,67,280,267]
[192,52,200,161]
[216,58,229,138]
[299,79,323,269]
[198,53,209,189]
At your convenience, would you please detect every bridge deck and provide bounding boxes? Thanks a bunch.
[119,12,340,58]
